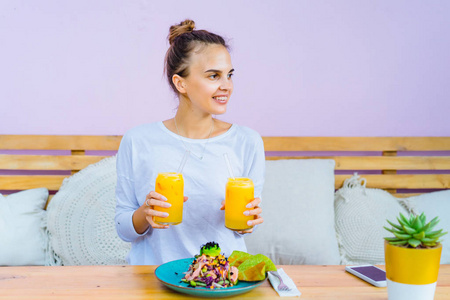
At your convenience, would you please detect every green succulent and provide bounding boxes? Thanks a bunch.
[384,212,447,248]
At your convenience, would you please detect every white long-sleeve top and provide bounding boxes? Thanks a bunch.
[115,121,265,265]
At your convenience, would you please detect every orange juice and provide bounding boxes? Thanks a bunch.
[225,178,255,231]
[153,172,184,225]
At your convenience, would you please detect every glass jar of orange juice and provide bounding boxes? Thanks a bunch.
[225,177,255,231]
[153,172,184,225]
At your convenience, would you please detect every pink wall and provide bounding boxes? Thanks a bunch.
[1,0,449,136]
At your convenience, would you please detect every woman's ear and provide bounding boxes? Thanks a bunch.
[172,74,186,94]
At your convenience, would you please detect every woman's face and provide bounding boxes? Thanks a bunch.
[180,44,234,116]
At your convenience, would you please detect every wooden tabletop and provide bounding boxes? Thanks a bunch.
[1,265,449,299]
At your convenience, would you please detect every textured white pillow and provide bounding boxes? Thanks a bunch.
[47,156,131,265]
[0,188,48,266]
[405,190,450,264]
[244,159,340,265]
[334,174,411,265]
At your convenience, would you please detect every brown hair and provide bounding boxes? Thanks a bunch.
[164,19,229,94]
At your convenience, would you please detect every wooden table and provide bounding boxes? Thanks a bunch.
[1,265,449,299]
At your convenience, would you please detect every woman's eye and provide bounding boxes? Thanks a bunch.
[209,74,218,79]
[228,73,234,79]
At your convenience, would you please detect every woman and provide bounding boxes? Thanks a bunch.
[115,20,265,265]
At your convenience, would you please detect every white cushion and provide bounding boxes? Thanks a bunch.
[0,188,48,266]
[405,190,450,264]
[244,159,340,265]
[335,175,450,265]
[334,174,411,265]
[46,156,131,265]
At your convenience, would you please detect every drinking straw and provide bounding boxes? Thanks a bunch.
[223,153,235,179]
[177,150,190,173]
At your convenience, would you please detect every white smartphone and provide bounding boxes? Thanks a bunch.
[345,265,387,287]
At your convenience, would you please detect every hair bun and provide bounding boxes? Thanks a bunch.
[168,19,196,45]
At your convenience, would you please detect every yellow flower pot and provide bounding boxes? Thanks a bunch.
[385,241,442,300]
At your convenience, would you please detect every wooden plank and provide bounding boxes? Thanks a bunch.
[0,155,108,170]
[2,136,450,151]
[381,151,398,173]
[0,135,122,150]
[71,150,85,175]
[392,193,422,198]
[2,155,449,171]
[382,151,397,193]
[262,137,450,151]
[2,174,449,192]
[266,156,450,170]
[1,265,450,299]
[0,175,67,190]
[335,174,450,189]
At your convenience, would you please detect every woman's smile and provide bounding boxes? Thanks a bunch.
[212,95,229,104]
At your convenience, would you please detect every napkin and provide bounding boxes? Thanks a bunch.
[268,268,301,297]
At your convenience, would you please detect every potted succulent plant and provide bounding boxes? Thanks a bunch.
[384,212,447,300]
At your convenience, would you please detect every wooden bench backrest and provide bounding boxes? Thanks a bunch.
[1,135,449,200]
[264,137,450,195]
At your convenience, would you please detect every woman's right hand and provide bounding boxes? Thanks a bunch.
[143,191,172,229]
[133,191,188,231]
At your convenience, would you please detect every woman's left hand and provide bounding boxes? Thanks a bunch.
[220,197,263,234]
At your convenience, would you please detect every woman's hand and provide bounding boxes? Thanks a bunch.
[133,191,188,232]
[220,197,263,234]
[144,191,172,229]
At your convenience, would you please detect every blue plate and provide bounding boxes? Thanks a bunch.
[155,258,266,298]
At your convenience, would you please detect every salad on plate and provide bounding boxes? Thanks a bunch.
[181,242,239,289]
